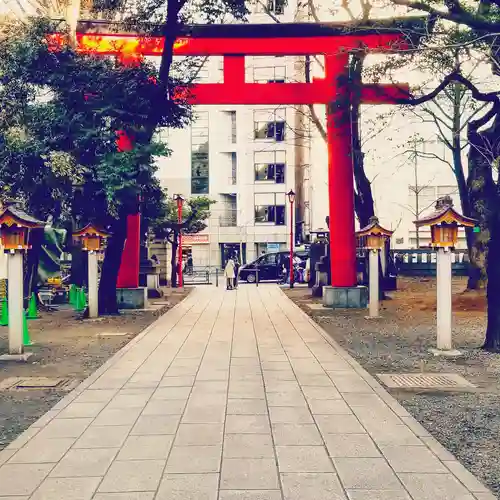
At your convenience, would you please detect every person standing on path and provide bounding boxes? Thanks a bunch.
[224,257,236,290]
[234,255,240,289]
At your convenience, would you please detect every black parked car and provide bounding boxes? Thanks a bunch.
[239,251,308,283]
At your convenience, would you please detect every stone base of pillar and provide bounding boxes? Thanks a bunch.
[322,286,368,309]
[428,348,463,358]
[146,274,163,299]
[0,353,33,362]
[116,287,148,310]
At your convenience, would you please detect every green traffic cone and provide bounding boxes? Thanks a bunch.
[0,298,8,326]
[23,310,32,346]
[75,288,86,312]
[26,293,38,320]
[69,284,76,306]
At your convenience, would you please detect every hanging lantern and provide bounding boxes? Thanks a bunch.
[355,216,394,250]
[0,201,44,252]
[73,223,110,252]
[415,196,476,249]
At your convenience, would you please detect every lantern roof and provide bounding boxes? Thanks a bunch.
[414,196,476,228]
[73,223,110,238]
[0,200,44,229]
[355,216,393,238]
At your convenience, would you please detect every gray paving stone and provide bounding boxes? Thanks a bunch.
[272,424,323,446]
[117,434,174,460]
[50,448,117,477]
[227,398,268,415]
[58,402,108,418]
[328,373,372,393]
[182,405,226,424]
[74,425,131,449]
[6,426,41,449]
[225,415,271,434]
[166,446,222,473]
[308,399,352,415]
[98,459,165,492]
[9,437,75,464]
[175,423,224,446]
[324,434,381,458]
[93,407,143,427]
[219,491,282,500]
[398,472,476,499]
[301,385,341,400]
[191,381,228,394]
[223,433,274,458]
[131,414,180,435]
[36,418,92,439]
[0,448,16,466]
[333,458,402,490]
[346,491,411,500]
[368,425,422,447]
[315,415,365,435]
[269,407,314,424]
[188,393,227,407]
[152,386,192,400]
[159,376,196,387]
[297,375,334,387]
[166,366,199,377]
[93,494,154,500]
[280,472,346,500]
[221,458,279,490]
[156,473,219,500]
[380,445,447,473]
[420,436,456,461]
[30,476,101,500]
[276,446,334,473]
[266,392,307,407]
[196,370,229,381]
[31,410,61,428]
[0,463,54,496]
[107,393,151,409]
[342,393,385,408]
[142,399,186,415]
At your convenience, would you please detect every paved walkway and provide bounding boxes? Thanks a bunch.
[0,285,494,500]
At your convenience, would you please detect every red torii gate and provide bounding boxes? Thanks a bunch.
[51,19,423,294]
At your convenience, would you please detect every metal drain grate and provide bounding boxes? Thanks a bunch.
[0,377,78,391]
[377,373,475,390]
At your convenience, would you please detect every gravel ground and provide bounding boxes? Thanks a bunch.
[286,277,500,498]
[0,288,189,450]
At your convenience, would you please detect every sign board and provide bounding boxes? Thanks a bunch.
[183,234,210,245]
[267,243,280,252]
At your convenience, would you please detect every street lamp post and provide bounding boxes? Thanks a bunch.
[287,190,296,289]
[174,195,185,288]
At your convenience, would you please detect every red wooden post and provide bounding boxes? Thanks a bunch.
[325,54,357,288]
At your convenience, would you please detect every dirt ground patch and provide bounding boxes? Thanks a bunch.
[0,288,189,450]
[286,278,500,498]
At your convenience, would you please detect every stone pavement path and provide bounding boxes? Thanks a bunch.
[0,285,495,500]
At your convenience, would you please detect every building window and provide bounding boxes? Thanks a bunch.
[254,109,286,141]
[230,111,237,143]
[231,152,237,185]
[254,151,285,183]
[191,111,209,194]
[255,193,286,225]
[253,62,286,83]
[254,0,286,14]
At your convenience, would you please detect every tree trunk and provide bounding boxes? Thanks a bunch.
[98,215,127,315]
[350,54,375,228]
[170,232,178,288]
[24,228,44,305]
[484,202,500,351]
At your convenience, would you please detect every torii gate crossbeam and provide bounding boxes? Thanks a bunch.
[50,20,423,295]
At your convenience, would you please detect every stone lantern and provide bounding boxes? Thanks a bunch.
[356,216,393,318]
[73,224,110,318]
[0,200,44,355]
[414,196,476,353]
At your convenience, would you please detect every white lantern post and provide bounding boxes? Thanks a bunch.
[355,216,393,318]
[0,201,44,355]
[73,224,110,318]
[414,196,476,354]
